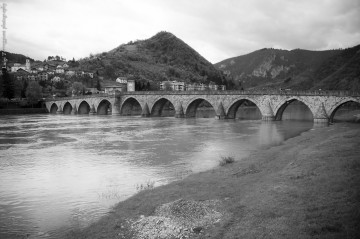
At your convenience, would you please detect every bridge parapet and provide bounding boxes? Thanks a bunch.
[45,93,114,102]
[117,90,360,97]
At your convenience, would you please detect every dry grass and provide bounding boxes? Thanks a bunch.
[218,156,235,166]
[136,180,155,191]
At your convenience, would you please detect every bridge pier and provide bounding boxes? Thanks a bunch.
[89,104,96,115]
[215,115,227,119]
[141,103,150,117]
[111,106,121,115]
[71,105,77,115]
[56,105,63,114]
[313,118,329,123]
[261,116,275,121]
[215,102,226,120]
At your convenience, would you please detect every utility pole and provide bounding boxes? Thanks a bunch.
[1,3,7,70]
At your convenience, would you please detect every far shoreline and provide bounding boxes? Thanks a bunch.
[0,108,48,115]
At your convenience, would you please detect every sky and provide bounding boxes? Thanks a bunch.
[3,0,360,63]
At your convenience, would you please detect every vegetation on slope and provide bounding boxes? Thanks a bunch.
[79,31,230,90]
[215,45,360,91]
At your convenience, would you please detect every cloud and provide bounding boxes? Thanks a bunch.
[4,0,360,63]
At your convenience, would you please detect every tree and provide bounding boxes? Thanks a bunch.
[26,81,42,107]
[163,81,173,91]
[96,79,101,91]
[67,82,85,96]
[14,79,24,98]
[1,68,15,99]
[21,80,28,98]
[54,80,66,90]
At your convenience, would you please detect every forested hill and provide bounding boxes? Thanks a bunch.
[78,31,227,89]
[0,51,35,66]
[215,45,360,91]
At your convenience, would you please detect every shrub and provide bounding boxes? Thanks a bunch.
[136,180,155,191]
[219,156,235,166]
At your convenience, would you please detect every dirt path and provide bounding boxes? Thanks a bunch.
[68,123,360,239]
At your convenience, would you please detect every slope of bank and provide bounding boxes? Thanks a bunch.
[0,108,47,115]
[68,123,360,239]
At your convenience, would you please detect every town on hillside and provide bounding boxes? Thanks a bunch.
[1,55,227,103]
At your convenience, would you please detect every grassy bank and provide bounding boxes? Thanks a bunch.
[69,123,360,239]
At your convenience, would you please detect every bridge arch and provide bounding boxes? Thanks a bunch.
[97,99,112,115]
[329,99,360,123]
[120,97,142,116]
[50,103,58,114]
[63,102,73,115]
[184,98,216,118]
[150,97,175,117]
[275,98,313,121]
[226,98,262,120]
[78,101,91,114]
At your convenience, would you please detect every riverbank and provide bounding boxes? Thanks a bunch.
[0,108,48,115]
[68,123,360,239]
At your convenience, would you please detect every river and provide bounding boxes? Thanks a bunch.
[0,114,314,238]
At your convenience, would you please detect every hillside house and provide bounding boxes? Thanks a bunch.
[160,81,185,91]
[44,64,56,71]
[185,83,206,91]
[116,77,128,84]
[14,68,30,81]
[65,70,76,77]
[38,72,49,81]
[55,65,65,74]
[103,82,125,94]
[51,76,62,82]
[31,68,38,74]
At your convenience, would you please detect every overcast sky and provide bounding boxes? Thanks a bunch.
[3,0,360,63]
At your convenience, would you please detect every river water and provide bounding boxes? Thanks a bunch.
[0,114,314,238]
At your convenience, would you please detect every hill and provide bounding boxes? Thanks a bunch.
[215,45,360,91]
[0,51,35,66]
[78,31,227,89]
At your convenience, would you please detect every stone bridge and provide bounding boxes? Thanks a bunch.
[45,90,360,123]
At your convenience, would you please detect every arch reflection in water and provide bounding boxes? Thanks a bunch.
[331,101,360,123]
[276,99,313,121]
[97,100,112,115]
[63,102,72,115]
[186,99,216,118]
[121,97,142,116]
[227,99,262,120]
[151,98,175,117]
[78,101,90,114]
[257,122,283,146]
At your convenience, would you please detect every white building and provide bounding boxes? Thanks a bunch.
[11,59,31,73]
[116,77,128,84]
[55,65,65,74]
[160,81,185,91]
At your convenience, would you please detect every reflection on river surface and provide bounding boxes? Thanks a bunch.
[0,115,314,238]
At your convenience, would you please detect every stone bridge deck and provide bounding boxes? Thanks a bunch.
[45,90,360,123]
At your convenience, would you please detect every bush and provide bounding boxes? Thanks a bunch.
[219,156,235,166]
[136,180,155,191]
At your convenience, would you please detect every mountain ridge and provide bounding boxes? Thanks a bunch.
[215,45,360,91]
